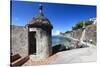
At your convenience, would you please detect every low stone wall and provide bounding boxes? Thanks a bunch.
[11,25,28,57]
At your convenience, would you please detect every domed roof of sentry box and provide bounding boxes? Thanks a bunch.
[27,4,53,30]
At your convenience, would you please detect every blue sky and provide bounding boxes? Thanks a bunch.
[11,1,96,35]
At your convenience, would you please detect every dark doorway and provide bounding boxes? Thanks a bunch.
[29,31,36,55]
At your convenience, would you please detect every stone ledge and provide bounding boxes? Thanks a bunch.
[11,56,29,66]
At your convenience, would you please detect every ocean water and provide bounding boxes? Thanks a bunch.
[52,35,71,46]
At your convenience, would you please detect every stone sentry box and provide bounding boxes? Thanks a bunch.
[11,4,53,60]
[26,4,53,59]
[28,28,52,59]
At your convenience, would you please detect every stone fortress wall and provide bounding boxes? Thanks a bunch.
[11,25,28,58]
[64,24,96,44]
[85,24,96,44]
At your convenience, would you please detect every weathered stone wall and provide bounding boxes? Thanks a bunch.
[11,25,28,57]
[37,28,52,59]
[29,28,52,59]
[72,29,83,40]
[64,24,96,44]
[85,24,96,44]
[64,29,83,40]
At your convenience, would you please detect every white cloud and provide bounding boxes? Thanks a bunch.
[52,30,60,36]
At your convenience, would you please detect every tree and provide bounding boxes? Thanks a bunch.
[72,20,93,30]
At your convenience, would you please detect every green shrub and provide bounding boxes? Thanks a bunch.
[72,20,93,30]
